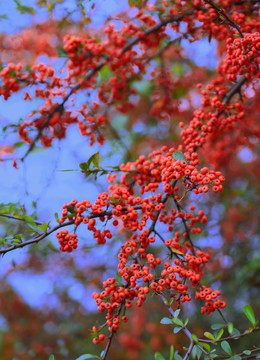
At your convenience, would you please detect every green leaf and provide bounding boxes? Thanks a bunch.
[41,222,48,233]
[169,345,174,360]
[160,317,173,325]
[173,87,186,99]
[211,323,225,330]
[59,169,79,172]
[58,47,68,57]
[172,63,185,76]
[155,353,166,360]
[184,318,189,326]
[75,355,100,360]
[132,79,152,96]
[174,353,183,360]
[54,212,59,223]
[227,323,234,335]
[66,205,76,214]
[169,298,174,306]
[243,305,257,326]
[173,326,182,334]
[97,65,112,84]
[49,356,55,360]
[26,222,42,232]
[229,356,241,360]
[79,152,100,172]
[191,334,198,342]
[174,309,181,318]
[116,272,122,284]
[23,215,36,223]
[204,332,215,341]
[13,141,25,148]
[243,350,251,355]
[199,342,211,352]
[216,328,224,341]
[173,318,183,327]
[14,0,35,14]
[194,346,202,360]
[172,151,187,163]
[221,341,232,355]
[128,0,142,8]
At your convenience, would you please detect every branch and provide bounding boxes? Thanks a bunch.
[0,205,144,255]
[223,75,247,104]
[21,11,196,160]
[0,213,43,226]
[198,327,260,343]
[160,293,214,359]
[203,0,244,37]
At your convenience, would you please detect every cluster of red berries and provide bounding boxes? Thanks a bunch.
[224,32,260,81]
[196,286,226,314]
[56,230,78,253]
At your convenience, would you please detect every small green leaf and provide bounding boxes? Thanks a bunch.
[173,318,183,327]
[66,205,75,214]
[172,151,187,163]
[174,309,181,318]
[211,323,225,330]
[132,79,152,96]
[79,152,100,172]
[23,215,36,223]
[227,323,234,335]
[204,332,215,341]
[174,353,183,360]
[169,298,174,306]
[54,212,59,222]
[216,328,224,340]
[116,272,122,284]
[49,356,55,360]
[13,141,25,148]
[243,305,257,326]
[97,65,112,84]
[199,342,211,352]
[75,355,101,360]
[26,222,42,232]
[194,346,202,360]
[160,317,173,325]
[221,341,232,355]
[41,222,48,232]
[243,350,251,355]
[14,0,35,14]
[173,326,182,334]
[191,334,198,342]
[184,318,189,326]
[169,345,174,360]
[229,356,241,360]
[155,353,166,360]
[128,0,142,7]
[58,47,68,57]
[232,328,240,337]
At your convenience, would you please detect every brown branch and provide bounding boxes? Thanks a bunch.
[203,0,244,37]
[198,327,260,343]
[21,11,195,160]
[160,293,214,359]
[0,205,144,255]
[0,213,43,226]
[223,75,247,104]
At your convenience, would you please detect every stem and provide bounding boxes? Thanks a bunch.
[0,213,43,226]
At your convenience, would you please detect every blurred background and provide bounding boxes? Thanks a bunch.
[0,1,259,359]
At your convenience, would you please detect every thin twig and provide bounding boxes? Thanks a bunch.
[203,0,244,37]
[0,213,43,226]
